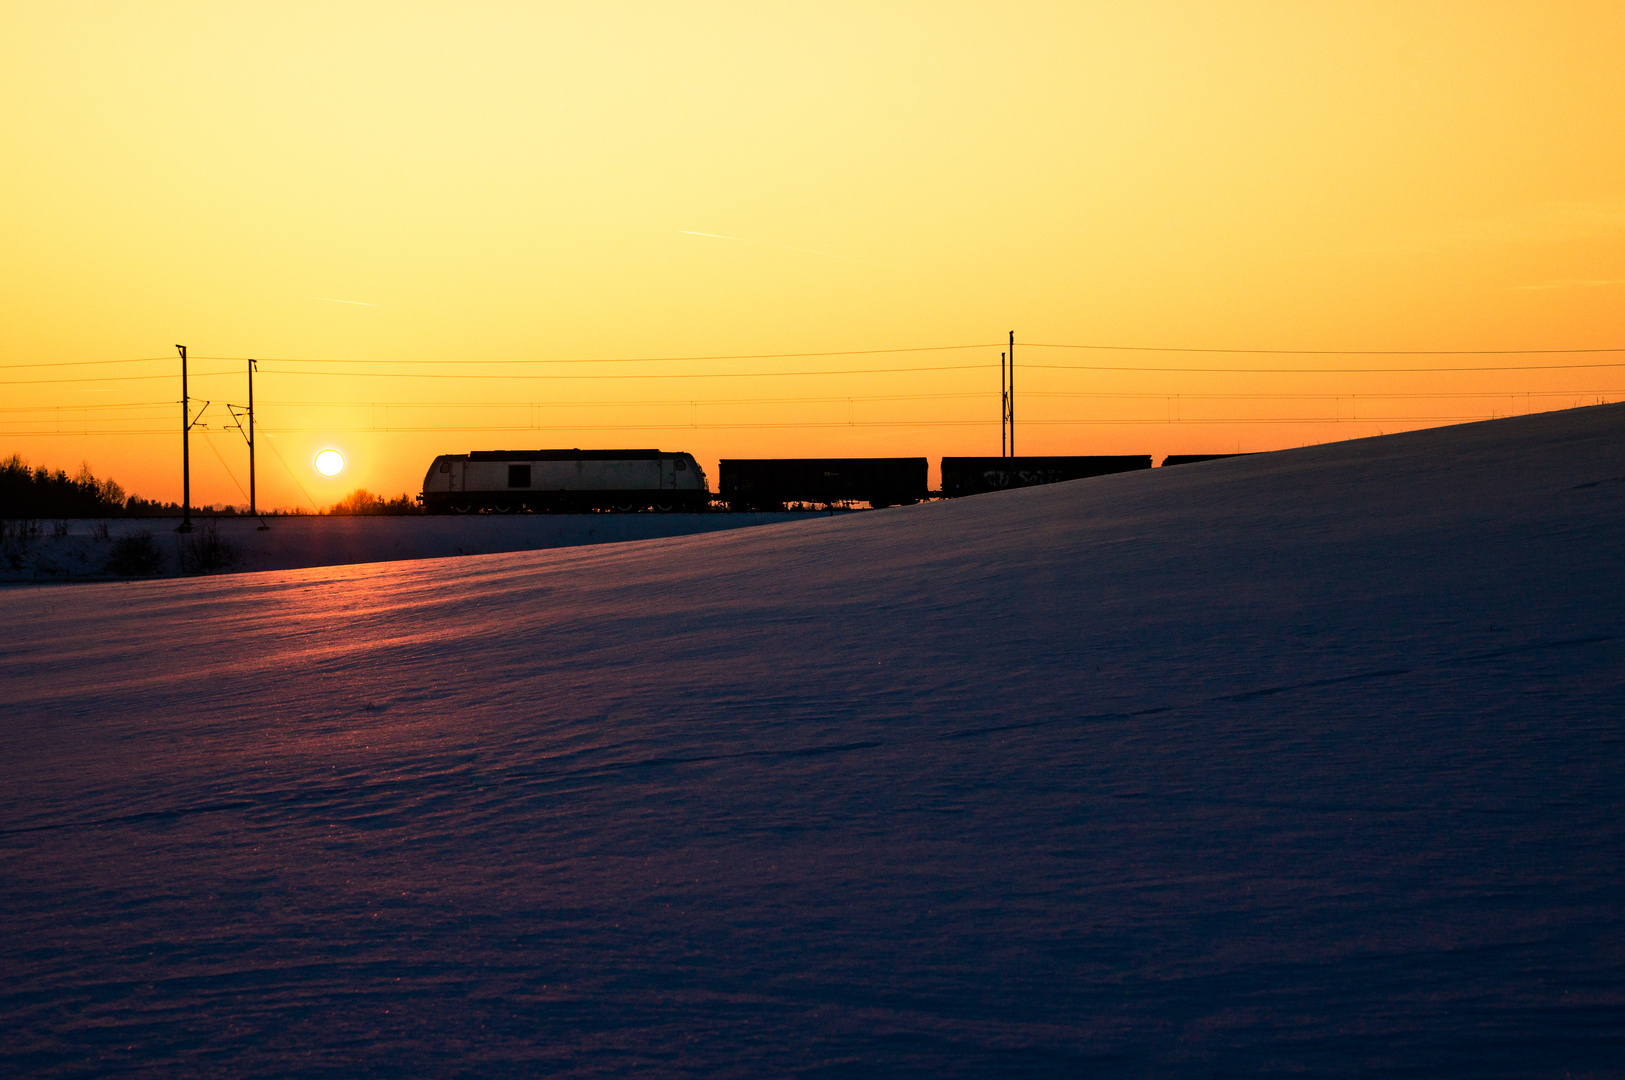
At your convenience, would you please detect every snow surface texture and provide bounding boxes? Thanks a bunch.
[4,405,1624,1078]
[0,511,827,583]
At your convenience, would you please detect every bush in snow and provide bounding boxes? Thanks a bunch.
[177,521,238,574]
[105,531,164,576]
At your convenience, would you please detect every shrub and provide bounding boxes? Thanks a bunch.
[177,520,239,574]
[2,519,40,568]
[106,531,164,575]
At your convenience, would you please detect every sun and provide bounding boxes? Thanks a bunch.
[314,449,346,477]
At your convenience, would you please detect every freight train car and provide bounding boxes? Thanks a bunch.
[1161,453,1255,467]
[420,449,707,513]
[720,457,928,511]
[940,455,1151,498]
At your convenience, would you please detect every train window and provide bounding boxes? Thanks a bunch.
[675,458,686,470]
[508,464,531,488]
[439,461,451,473]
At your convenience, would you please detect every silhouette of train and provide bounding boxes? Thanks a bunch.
[419,449,1250,512]
[420,450,709,513]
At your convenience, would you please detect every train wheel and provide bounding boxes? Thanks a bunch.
[654,502,674,513]
[614,503,637,513]
[452,503,472,514]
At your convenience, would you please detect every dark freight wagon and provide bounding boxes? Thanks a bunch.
[940,455,1151,498]
[1161,453,1255,467]
[420,449,707,513]
[720,457,929,510]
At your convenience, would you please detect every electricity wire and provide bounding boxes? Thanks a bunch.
[1023,361,1625,373]
[0,344,1000,370]
[199,430,253,506]
[0,400,176,412]
[3,371,243,385]
[5,389,1613,427]
[254,431,321,512]
[1026,342,1625,355]
[249,389,1624,407]
[8,338,1625,376]
[11,357,1625,386]
[6,409,1597,437]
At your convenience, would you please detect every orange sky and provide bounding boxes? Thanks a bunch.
[3,1,1623,508]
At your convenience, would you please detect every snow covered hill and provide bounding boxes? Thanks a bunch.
[4,405,1623,1077]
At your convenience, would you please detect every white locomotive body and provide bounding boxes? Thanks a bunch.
[420,449,708,513]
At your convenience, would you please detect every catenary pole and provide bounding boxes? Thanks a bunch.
[249,358,268,528]
[177,344,192,532]
[1008,330,1015,457]
[1000,350,1007,457]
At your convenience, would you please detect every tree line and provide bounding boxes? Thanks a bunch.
[0,455,178,517]
[1,455,423,517]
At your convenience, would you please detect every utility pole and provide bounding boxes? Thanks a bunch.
[227,365,268,529]
[1000,351,1007,457]
[248,359,267,529]
[1006,330,1015,457]
[177,344,193,532]
[247,359,256,518]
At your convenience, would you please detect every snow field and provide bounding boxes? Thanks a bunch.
[2,404,1623,1077]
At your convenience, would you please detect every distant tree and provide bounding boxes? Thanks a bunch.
[123,495,184,517]
[328,489,422,516]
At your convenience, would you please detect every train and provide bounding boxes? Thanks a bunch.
[419,449,1249,512]
[420,449,708,513]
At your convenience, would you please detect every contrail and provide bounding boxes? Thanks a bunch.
[679,230,916,273]
[312,297,378,306]
[1511,279,1625,291]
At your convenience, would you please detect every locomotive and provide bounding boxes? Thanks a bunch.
[419,449,707,513]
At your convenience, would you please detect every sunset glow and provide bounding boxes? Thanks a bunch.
[3,2,1624,507]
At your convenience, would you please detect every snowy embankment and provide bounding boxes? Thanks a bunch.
[3,405,1623,1077]
[0,510,827,583]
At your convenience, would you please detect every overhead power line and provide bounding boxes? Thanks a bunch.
[0,356,178,370]
[3,389,1612,414]
[5,362,995,384]
[254,393,995,409]
[0,402,177,413]
[6,339,1625,373]
[254,431,321,512]
[204,344,1004,364]
[1026,343,1625,355]
[9,410,1595,438]
[203,363,997,381]
[3,370,242,385]
[10,357,1625,385]
[0,344,1001,370]
[1024,361,1625,373]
